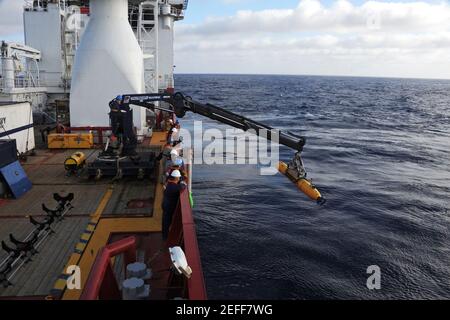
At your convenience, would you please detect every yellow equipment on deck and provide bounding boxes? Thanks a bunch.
[64,152,87,173]
[48,133,94,149]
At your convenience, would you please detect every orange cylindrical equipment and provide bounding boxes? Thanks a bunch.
[277,161,324,204]
[64,152,86,172]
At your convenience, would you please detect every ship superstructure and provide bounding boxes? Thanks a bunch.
[1,0,186,129]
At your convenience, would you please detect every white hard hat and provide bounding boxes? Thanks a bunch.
[170,149,179,156]
[171,170,182,178]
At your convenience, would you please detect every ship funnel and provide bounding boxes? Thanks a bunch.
[70,0,145,131]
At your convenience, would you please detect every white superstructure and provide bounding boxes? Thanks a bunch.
[70,0,145,129]
[0,0,187,132]
[0,102,35,155]
[0,41,47,106]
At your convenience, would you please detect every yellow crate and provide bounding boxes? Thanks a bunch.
[48,133,94,149]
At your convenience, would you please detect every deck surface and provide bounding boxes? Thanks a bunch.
[0,139,163,298]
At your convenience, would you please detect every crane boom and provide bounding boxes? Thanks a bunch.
[121,92,306,152]
[111,92,325,204]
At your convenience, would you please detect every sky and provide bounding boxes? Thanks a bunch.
[1,0,450,79]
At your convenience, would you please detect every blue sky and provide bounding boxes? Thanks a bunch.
[181,0,424,24]
[182,0,303,24]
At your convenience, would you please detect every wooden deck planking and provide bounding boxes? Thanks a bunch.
[20,217,87,296]
[0,219,36,262]
[19,149,63,166]
[0,217,89,297]
[1,135,167,299]
[0,185,109,217]
[34,217,89,295]
[8,221,70,296]
[103,180,156,216]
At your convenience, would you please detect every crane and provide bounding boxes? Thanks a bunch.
[96,92,325,204]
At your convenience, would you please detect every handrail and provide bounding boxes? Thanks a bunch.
[179,189,207,300]
[80,236,137,300]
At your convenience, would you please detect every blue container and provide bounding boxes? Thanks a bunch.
[0,160,32,198]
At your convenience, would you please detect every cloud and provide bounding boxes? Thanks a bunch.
[1,0,449,78]
[174,0,450,79]
[0,0,24,37]
[179,0,450,35]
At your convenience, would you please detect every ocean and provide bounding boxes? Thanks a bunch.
[174,74,450,299]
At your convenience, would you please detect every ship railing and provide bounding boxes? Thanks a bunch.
[171,6,183,17]
[80,236,137,300]
[24,0,67,11]
[0,77,44,90]
[160,5,184,18]
[167,187,207,300]
[158,77,174,91]
[14,77,41,88]
[77,190,206,300]
[24,0,36,10]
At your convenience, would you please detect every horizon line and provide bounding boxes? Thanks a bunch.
[174,72,450,82]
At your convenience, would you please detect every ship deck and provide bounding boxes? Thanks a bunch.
[0,133,172,299]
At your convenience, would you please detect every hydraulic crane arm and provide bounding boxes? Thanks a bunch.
[121,92,306,151]
[112,92,325,204]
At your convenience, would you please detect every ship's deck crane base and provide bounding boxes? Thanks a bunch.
[87,152,156,180]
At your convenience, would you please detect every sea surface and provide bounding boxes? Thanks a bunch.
[174,74,450,299]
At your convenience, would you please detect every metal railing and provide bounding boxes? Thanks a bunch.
[79,172,206,300]
[80,236,137,300]
[158,76,174,91]
[160,5,184,18]
[0,76,44,90]
[167,188,207,300]
[24,0,67,10]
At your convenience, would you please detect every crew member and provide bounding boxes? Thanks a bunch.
[167,127,178,145]
[167,120,182,145]
[166,119,176,141]
[165,158,187,182]
[155,143,173,161]
[169,149,180,164]
[156,142,182,164]
[162,170,186,241]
